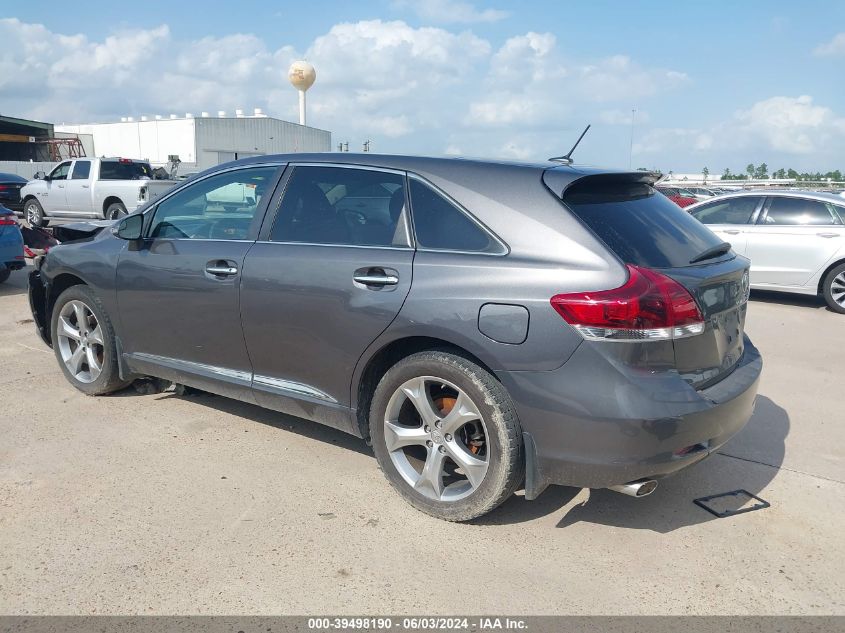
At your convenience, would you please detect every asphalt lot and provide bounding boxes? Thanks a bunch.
[0,264,843,615]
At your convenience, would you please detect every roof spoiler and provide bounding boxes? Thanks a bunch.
[542,169,660,199]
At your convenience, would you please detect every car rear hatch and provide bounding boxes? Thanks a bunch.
[544,170,749,389]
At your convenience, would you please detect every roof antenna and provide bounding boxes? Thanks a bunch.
[549,124,591,164]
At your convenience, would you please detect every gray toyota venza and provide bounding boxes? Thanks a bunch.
[29,154,762,521]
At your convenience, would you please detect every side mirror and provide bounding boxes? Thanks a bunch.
[113,213,144,240]
[34,171,46,180]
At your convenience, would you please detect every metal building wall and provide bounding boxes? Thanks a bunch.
[194,117,331,170]
[56,120,197,165]
[0,161,56,179]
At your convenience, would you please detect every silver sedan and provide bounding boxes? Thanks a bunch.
[688,190,845,313]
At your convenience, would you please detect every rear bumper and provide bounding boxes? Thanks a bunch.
[1,231,25,270]
[498,336,762,496]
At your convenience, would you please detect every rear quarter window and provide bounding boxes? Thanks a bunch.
[563,181,725,268]
[408,179,503,253]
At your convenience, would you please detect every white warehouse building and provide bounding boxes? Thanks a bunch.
[56,110,331,173]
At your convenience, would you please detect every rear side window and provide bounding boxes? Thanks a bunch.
[71,161,91,180]
[691,197,761,224]
[763,197,840,225]
[271,166,407,247]
[408,179,500,253]
[564,181,725,268]
[100,161,153,180]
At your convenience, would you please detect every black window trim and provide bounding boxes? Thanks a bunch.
[263,162,415,250]
[142,162,285,241]
[757,195,842,226]
[406,172,509,256]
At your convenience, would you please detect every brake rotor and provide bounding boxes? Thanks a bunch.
[433,395,484,455]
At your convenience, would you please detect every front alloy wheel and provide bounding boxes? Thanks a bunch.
[50,285,131,395]
[25,200,45,228]
[56,299,105,383]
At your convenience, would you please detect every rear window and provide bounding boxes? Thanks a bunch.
[564,181,725,268]
[99,161,153,180]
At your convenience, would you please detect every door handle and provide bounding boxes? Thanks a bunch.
[817,232,839,238]
[82,184,90,189]
[206,263,238,276]
[722,229,741,235]
[353,271,399,286]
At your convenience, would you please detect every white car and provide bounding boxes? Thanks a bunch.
[683,186,718,200]
[688,190,845,313]
[20,157,176,227]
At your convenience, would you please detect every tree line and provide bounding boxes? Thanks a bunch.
[718,163,843,181]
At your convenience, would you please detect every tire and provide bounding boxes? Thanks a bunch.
[0,268,10,284]
[50,285,132,395]
[822,262,845,314]
[105,202,127,220]
[370,350,523,522]
[24,199,46,228]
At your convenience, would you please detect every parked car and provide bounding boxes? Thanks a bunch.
[0,172,28,213]
[656,186,697,208]
[688,190,845,313]
[0,205,25,284]
[28,155,761,521]
[20,157,176,227]
[683,186,718,200]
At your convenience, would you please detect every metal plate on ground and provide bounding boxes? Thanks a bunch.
[693,489,770,518]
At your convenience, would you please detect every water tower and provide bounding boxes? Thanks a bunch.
[288,61,316,126]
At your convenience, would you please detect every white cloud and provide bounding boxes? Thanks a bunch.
[392,0,509,24]
[599,109,649,125]
[735,95,845,153]
[0,17,692,164]
[634,95,845,161]
[813,32,845,57]
[634,128,713,155]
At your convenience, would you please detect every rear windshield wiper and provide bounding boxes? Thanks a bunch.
[689,241,732,264]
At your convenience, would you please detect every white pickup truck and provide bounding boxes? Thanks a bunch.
[20,157,176,227]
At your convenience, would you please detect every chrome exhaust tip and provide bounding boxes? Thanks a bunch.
[608,479,658,498]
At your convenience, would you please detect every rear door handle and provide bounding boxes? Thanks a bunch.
[817,232,839,238]
[722,229,741,235]
[353,269,399,286]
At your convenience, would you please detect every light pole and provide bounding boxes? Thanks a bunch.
[629,107,636,169]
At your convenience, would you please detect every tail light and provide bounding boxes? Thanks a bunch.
[0,215,17,226]
[139,185,148,201]
[551,264,704,341]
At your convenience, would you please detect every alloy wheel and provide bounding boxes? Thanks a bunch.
[26,203,40,226]
[383,376,489,502]
[831,272,845,308]
[56,300,104,383]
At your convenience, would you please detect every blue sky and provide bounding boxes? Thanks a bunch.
[2,0,844,172]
